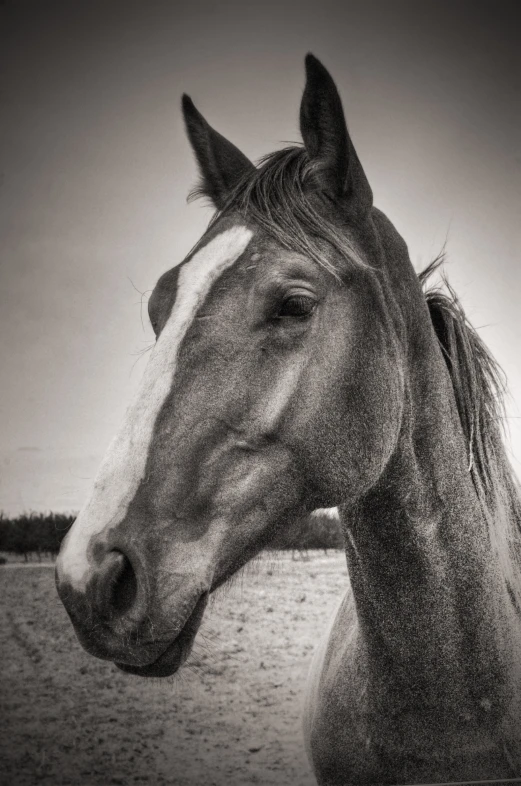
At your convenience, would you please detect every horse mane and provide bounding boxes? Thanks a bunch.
[420,255,521,588]
[205,145,367,277]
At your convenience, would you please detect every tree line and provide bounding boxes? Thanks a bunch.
[0,512,74,561]
[0,510,343,561]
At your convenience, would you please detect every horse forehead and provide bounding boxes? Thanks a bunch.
[58,224,253,591]
[177,223,254,299]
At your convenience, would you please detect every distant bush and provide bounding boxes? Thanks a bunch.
[0,512,74,561]
[270,509,343,552]
[0,508,342,561]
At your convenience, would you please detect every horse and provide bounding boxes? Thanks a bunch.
[56,54,521,784]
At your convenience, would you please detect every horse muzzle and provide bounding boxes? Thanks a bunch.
[55,547,209,676]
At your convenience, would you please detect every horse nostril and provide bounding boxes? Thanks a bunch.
[95,550,138,619]
[111,553,138,616]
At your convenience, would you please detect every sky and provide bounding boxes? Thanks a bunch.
[0,0,519,513]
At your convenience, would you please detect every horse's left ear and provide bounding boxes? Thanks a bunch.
[300,54,372,216]
[182,94,256,210]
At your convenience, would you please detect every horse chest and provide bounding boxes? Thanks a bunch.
[303,589,521,784]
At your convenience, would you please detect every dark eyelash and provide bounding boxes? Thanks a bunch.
[276,295,316,319]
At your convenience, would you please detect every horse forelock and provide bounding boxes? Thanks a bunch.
[195,145,369,279]
[59,225,254,590]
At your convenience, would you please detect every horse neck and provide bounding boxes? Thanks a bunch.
[340,314,519,715]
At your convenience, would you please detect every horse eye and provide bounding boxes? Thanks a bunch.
[277,294,317,319]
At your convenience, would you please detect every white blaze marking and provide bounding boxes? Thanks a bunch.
[59,226,253,590]
[311,507,340,520]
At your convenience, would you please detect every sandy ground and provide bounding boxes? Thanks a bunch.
[0,552,349,786]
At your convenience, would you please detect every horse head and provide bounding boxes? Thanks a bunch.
[56,55,411,678]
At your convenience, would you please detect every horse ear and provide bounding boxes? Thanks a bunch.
[182,94,256,210]
[299,54,372,216]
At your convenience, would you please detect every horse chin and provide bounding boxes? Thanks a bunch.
[115,592,209,678]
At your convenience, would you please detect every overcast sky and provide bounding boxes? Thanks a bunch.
[1,0,519,512]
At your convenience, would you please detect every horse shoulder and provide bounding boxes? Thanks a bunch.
[303,586,378,785]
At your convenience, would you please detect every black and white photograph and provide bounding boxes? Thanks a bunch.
[1,1,520,784]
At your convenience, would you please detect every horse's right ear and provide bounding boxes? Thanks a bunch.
[299,54,372,217]
[182,95,256,210]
